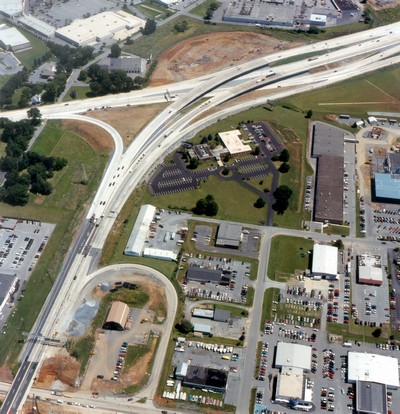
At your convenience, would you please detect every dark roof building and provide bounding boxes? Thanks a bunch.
[103,301,129,331]
[332,0,358,11]
[183,365,228,393]
[186,267,222,284]
[193,144,214,161]
[98,54,147,77]
[356,381,387,414]
[386,153,400,174]
[311,122,345,158]
[213,309,230,322]
[216,222,242,248]
[314,155,344,224]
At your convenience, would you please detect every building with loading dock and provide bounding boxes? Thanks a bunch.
[311,243,338,280]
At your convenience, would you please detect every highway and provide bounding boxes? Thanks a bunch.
[2,21,400,414]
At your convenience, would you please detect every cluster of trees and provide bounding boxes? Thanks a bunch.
[81,64,146,97]
[272,149,291,173]
[174,20,190,33]
[46,42,95,73]
[200,133,222,149]
[193,194,218,216]
[176,319,193,334]
[142,19,157,35]
[204,2,220,20]
[0,116,67,205]
[0,70,29,107]
[254,197,266,208]
[272,185,293,214]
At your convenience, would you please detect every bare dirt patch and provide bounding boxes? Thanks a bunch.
[151,32,301,86]
[0,363,13,382]
[61,120,114,153]
[85,104,168,147]
[35,350,80,390]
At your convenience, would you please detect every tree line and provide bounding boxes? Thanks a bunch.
[0,113,67,205]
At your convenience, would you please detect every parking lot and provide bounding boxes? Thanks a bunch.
[0,52,24,75]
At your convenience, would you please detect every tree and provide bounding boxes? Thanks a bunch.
[305,109,313,119]
[188,157,199,170]
[372,328,382,338]
[176,319,193,334]
[27,108,42,126]
[272,185,293,214]
[174,20,189,33]
[222,167,229,176]
[253,145,261,155]
[278,162,291,173]
[110,43,122,58]
[142,19,156,35]
[69,89,77,99]
[279,148,290,162]
[254,197,266,208]
[333,239,344,250]
[193,194,218,216]
[0,183,29,206]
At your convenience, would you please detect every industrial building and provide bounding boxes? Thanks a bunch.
[186,267,231,285]
[175,362,188,381]
[18,15,55,38]
[357,254,383,286]
[275,342,312,371]
[311,244,338,279]
[313,155,344,224]
[102,301,130,331]
[311,122,346,158]
[216,222,243,248]
[213,309,230,322]
[385,153,400,174]
[182,365,228,393]
[356,381,388,414]
[373,173,400,203]
[98,54,147,78]
[192,308,214,319]
[193,323,212,335]
[347,352,399,388]
[55,11,145,47]
[143,247,177,261]
[0,25,30,52]
[218,130,252,157]
[125,204,156,256]
[0,0,23,17]
[0,274,18,314]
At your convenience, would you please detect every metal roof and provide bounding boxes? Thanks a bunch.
[356,381,387,414]
[193,308,214,319]
[103,301,129,330]
[374,173,400,201]
[0,26,29,47]
[193,323,212,334]
[312,244,338,277]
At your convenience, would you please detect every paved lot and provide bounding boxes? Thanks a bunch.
[0,52,23,75]
[0,218,55,328]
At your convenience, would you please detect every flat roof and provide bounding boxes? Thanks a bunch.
[333,0,358,11]
[312,244,338,277]
[184,365,228,391]
[193,308,214,319]
[216,222,242,246]
[311,121,345,158]
[0,26,29,47]
[193,323,212,334]
[125,204,156,256]
[214,309,230,322]
[275,342,312,371]
[358,254,383,284]
[314,155,344,224]
[276,366,305,400]
[176,362,188,377]
[186,267,221,283]
[356,381,387,414]
[18,15,55,37]
[0,0,22,16]
[219,130,251,155]
[143,248,177,261]
[374,173,400,201]
[348,352,399,388]
[55,11,145,46]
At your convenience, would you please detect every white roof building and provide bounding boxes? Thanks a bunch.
[193,308,214,319]
[143,248,177,261]
[357,254,383,286]
[275,342,312,371]
[124,204,156,256]
[0,0,23,17]
[311,244,338,279]
[0,25,30,52]
[18,15,55,38]
[219,130,252,156]
[348,352,399,388]
[55,11,145,47]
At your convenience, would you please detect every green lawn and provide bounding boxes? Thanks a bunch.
[268,235,313,282]
[13,29,50,70]
[190,0,221,17]
[214,304,248,318]
[324,224,350,236]
[0,120,110,367]
[63,85,91,102]
[260,288,280,329]
[136,1,171,19]
[0,74,11,90]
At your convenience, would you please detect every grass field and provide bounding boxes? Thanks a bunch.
[267,236,313,282]
[136,1,171,19]
[14,30,50,70]
[260,288,280,329]
[214,304,248,318]
[63,86,91,102]
[283,65,400,118]
[324,224,350,236]
[0,120,110,367]
[190,0,221,17]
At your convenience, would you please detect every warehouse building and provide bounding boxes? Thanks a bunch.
[192,308,214,319]
[125,204,156,256]
[143,247,177,261]
[186,267,223,284]
[175,362,188,381]
[218,130,252,157]
[357,254,383,286]
[103,301,130,331]
[193,323,212,335]
[55,11,145,47]
[183,365,228,393]
[275,342,312,371]
[356,381,388,414]
[0,274,18,314]
[0,0,23,17]
[311,244,338,279]
[213,309,230,322]
[18,15,55,38]
[216,222,243,248]
[0,25,30,52]
[373,173,400,203]
[98,54,147,77]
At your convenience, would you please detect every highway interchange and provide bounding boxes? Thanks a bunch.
[2,21,400,414]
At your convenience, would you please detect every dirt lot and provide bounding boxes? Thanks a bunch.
[150,32,301,86]
[85,104,168,147]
